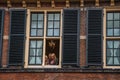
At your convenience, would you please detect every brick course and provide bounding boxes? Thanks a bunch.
[0,73,119,80]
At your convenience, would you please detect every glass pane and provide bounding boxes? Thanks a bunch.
[38,21,43,28]
[48,22,53,28]
[54,21,60,28]
[32,14,37,20]
[54,29,59,36]
[47,29,53,36]
[107,21,113,28]
[45,39,59,65]
[31,29,36,36]
[107,49,113,56]
[114,49,119,56]
[107,57,113,65]
[114,21,119,28]
[55,14,60,20]
[37,29,43,36]
[48,14,54,20]
[114,57,120,65]
[114,29,120,36]
[114,13,119,20]
[30,41,36,48]
[38,14,43,20]
[36,57,42,64]
[107,13,113,20]
[37,49,42,56]
[30,49,36,56]
[37,41,43,48]
[107,29,113,36]
[31,21,37,28]
[114,41,120,48]
[107,41,113,48]
[29,57,35,64]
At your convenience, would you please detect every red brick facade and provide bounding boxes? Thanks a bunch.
[0,73,119,80]
[0,0,120,79]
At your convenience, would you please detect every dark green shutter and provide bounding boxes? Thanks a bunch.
[0,9,4,66]
[9,9,26,66]
[87,9,103,66]
[62,9,80,67]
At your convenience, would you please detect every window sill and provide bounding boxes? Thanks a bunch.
[0,68,120,73]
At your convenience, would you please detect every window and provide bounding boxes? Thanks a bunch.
[104,12,120,67]
[24,9,80,68]
[25,10,62,68]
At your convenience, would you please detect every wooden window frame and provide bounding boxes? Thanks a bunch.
[24,9,62,68]
[103,8,120,69]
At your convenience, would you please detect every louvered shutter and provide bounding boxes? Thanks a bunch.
[0,10,4,66]
[87,9,103,65]
[9,9,26,66]
[62,9,80,67]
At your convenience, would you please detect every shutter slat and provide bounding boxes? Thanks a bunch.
[87,9,103,65]
[9,10,26,66]
[0,10,4,66]
[62,9,80,67]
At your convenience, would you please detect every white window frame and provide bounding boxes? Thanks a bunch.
[103,8,120,69]
[24,9,63,68]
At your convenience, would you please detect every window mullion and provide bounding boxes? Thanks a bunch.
[42,11,47,67]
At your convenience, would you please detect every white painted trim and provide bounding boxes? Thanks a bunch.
[3,35,9,40]
[103,8,120,69]
[80,36,86,39]
[24,9,62,68]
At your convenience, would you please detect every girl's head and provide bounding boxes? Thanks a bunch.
[51,53,56,60]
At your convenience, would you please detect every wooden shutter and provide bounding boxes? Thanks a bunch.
[87,9,103,66]
[8,9,26,66]
[62,9,80,67]
[0,9,4,66]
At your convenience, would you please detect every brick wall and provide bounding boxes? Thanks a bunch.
[2,10,9,67]
[0,73,119,80]
[0,3,119,80]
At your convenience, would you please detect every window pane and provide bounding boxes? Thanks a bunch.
[45,39,59,65]
[38,22,43,28]
[48,14,54,20]
[114,13,119,20]
[114,21,119,28]
[55,14,60,20]
[30,41,36,48]
[32,14,37,20]
[107,41,113,48]
[107,21,113,28]
[107,57,113,65]
[31,29,36,36]
[107,49,113,56]
[114,41,120,48]
[114,29,120,36]
[48,22,53,28]
[107,29,113,36]
[37,41,43,48]
[107,13,113,20]
[37,29,43,36]
[36,57,42,64]
[29,57,35,64]
[37,49,42,56]
[31,21,37,28]
[38,14,43,20]
[114,49,119,56]
[54,29,59,36]
[114,57,120,65]
[30,49,36,56]
[47,29,53,36]
[54,21,60,28]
